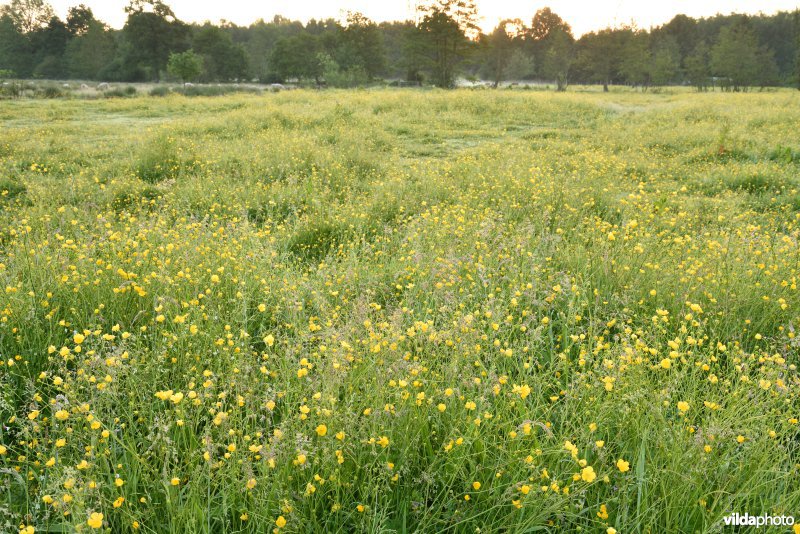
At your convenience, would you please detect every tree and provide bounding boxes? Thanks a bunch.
[0,13,31,77]
[649,36,680,86]
[541,27,574,90]
[481,20,517,87]
[659,14,698,62]
[65,19,116,79]
[66,4,95,36]
[794,10,800,89]
[339,12,386,79]
[167,49,203,82]
[125,0,176,19]
[192,24,249,81]
[121,0,190,80]
[505,49,535,80]
[528,7,571,42]
[269,33,323,84]
[577,28,623,91]
[710,18,775,91]
[0,0,54,33]
[527,7,571,77]
[412,0,479,88]
[618,29,651,89]
[31,15,70,78]
[684,41,710,90]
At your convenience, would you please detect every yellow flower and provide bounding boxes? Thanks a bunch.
[597,504,609,519]
[19,526,35,534]
[377,436,390,447]
[315,424,327,437]
[677,401,690,413]
[581,466,596,483]
[54,409,69,421]
[472,481,481,490]
[246,478,257,490]
[608,528,617,534]
[170,477,180,486]
[87,512,104,529]
[74,333,85,344]
[275,515,287,528]
[264,334,275,347]
[660,358,671,369]
[113,496,125,508]
[616,459,630,473]
[155,390,173,401]
[0,444,7,455]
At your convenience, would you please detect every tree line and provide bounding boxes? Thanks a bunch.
[1,0,799,90]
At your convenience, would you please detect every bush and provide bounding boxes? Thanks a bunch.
[105,86,137,98]
[149,86,171,97]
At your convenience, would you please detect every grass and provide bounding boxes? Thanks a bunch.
[0,88,799,534]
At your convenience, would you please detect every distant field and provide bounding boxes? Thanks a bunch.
[1,89,799,533]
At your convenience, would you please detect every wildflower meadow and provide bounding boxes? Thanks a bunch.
[1,88,799,533]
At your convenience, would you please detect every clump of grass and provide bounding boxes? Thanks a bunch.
[0,179,26,200]
[134,134,193,184]
[286,218,348,261]
[111,186,162,212]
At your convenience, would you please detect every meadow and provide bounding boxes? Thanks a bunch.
[1,87,799,533]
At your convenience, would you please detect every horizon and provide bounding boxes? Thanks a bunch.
[41,0,800,36]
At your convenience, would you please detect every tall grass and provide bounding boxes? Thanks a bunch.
[0,89,798,533]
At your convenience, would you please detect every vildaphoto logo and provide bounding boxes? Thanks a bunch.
[722,512,796,528]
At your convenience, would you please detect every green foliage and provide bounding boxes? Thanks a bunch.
[685,41,710,90]
[134,133,192,183]
[711,18,779,91]
[319,53,369,88]
[0,179,26,200]
[412,0,479,88]
[167,49,203,82]
[1,3,799,91]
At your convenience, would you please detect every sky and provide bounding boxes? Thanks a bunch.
[45,0,800,36]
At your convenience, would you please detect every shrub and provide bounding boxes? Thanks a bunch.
[105,86,137,98]
[149,86,171,97]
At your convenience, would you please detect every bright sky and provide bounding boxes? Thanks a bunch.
[45,0,800,35]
